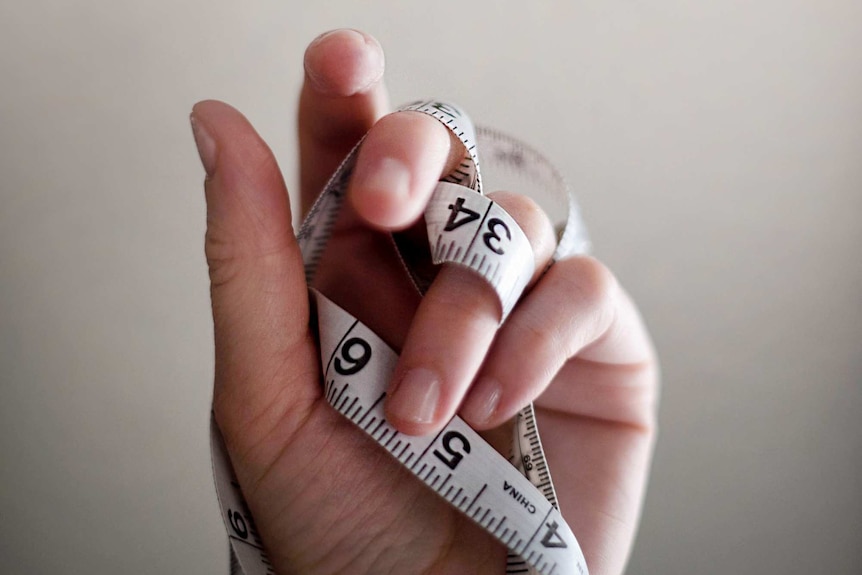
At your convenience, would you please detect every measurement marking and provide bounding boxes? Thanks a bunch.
[444,240,456,261]
[514,537,524,553]
[383,431,400,449]
[438,474,452,492]
[370,418,386,436]
[465,484,488,514]
[451,487,465,505]
[229,535,264,551]
[356,393,386,427]
[346,397,360,418]
[415,427,448,465]
[395,443,411,459]
[376,428,391,443]
[534,555,546,571]
[333,385,348,408]
[336,389,351,411]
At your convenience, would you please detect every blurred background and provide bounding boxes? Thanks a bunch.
[1,1,860,573]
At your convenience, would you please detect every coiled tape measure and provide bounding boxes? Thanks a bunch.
[211,101,591,575]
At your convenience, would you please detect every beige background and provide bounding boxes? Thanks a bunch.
[1,0,860,573]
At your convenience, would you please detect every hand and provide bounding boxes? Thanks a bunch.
[191,28,658,575]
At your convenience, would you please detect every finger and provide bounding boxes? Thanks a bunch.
[299,29,389,212]
[191,100,320,465]
[348,110,468,230]
[459,256,657,430]
[384,192,556,435]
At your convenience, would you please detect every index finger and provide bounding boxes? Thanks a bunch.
[298,29,390,213]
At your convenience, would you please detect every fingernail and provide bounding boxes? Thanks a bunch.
[308,28,345,47]
[355,156,411,200]
[305,29,384,96]
[190,114,216,177]
[387,368,440,425]
[464,378,502,426]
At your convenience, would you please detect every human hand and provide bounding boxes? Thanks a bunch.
[191,28,658,575]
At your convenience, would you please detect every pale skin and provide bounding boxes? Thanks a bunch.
[190,29,658,575]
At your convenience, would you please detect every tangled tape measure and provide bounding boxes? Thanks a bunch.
[211,100,591,575]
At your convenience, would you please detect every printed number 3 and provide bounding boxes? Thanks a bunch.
[483,217,510,255]
[445,198,512,255]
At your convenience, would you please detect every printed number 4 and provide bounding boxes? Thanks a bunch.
[444,198,512,255]
[444,198,480,231]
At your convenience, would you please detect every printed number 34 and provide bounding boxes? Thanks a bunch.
[444,198,511,255]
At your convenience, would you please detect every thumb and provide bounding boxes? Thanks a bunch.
[191,100,320,471]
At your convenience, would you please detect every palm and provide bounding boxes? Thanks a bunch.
[234,213,654,574]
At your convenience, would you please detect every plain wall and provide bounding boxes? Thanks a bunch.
[1,1,860,573]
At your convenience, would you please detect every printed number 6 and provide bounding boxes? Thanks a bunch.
[334,337,372,376]
[228,509,248,539]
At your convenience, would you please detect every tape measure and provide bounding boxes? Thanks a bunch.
[210,100,591,575]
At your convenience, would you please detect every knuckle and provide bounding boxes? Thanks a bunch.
[204,214,292,291]
[426,266,501,322]
[372,110,427,140]
[488,191,555,265]
[557,256,618,312]
[508,309,558,358]
[370,110,451,153]
[204,223,242,289]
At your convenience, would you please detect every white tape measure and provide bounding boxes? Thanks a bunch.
[211,100,591,575]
